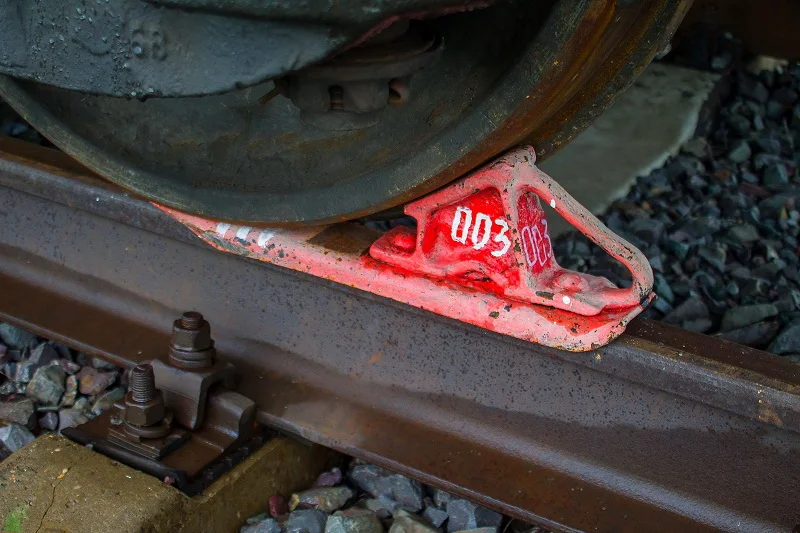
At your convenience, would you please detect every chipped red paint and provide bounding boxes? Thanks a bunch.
[156,147,654,352]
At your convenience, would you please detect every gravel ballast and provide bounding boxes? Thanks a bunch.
[554,60,800,362]
[0,324,125,459]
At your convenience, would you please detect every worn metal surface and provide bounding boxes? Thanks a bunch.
[0,0,691,224]
[0,0,355,98]
[160,147,653,351]
[0,144,799,532]
[281,22,444,131]
[0,0,477,97]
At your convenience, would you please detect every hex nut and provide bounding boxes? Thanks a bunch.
[169,345,216,369]
[171,319,212,351]
[124,391,166,427]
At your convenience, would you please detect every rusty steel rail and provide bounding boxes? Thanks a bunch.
[0,139,798,533]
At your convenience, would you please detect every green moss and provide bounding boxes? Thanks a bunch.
[3,505,27,533]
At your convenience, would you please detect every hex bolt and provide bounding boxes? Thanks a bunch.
[129,363,158,403]
[169,311,216,370]
[124,363,170,438]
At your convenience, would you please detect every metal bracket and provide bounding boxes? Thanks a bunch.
[370,148,654,316]
[157,147,654,351]
[63,312,258,494]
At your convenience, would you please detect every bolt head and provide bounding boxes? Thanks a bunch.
[124,391,166,427]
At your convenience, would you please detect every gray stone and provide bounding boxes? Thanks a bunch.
[664,241,690,261]
[14,344,60,385]
[719,321,779,347]
[57,408,89,432]
[741,170,759,184]
[753,153,782,172]
[772,87,798,105]
[242,518,282,533]
[38,411,59,431]
[349,463,391,496]
[73,396,91,415]
[0,422,35,452]
[0,381,14,396]
[663,297,709,326]
[12,360,32,384]
[246,513,270,525]
[766,100,785,120]
[60,374,78,407]
[740,279,770,300]
[739,78,769,103]
[57,359,82,374]
[450,528,498,533]
[728,224,760,243]
[77,367,118,396]
[91,356,118,371]
[653,297,673,315]
[720,304,779,332]
[768,322,800,355]
[763,163,790,190]
[754,137,782,155]
[326,509,383,533]
[727,114,751,136]
[314,467,343,488]
[682,137,708,158]
[697,245,726,273]
[430,488,455,510]
[445,500,502,533]
[51,343,73,360]
[628,218,665,243]
[291,487,353,513]
[361,496,399,519]
[286,510,328,533]
[376,474,425,512]
[28,343,60,369]
[727,140,751,163]
[0,398,36,429]
[422,507,449,528]
[389,510,439,533]
[91,386,126,415]
[26,365,66,406]
[0,324,37,350]
[682,318,713,334]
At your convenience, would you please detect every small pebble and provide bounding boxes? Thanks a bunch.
[286,509,328,533]
[291,487,354,513]
[326,508,383,533]
[0,422,35,452]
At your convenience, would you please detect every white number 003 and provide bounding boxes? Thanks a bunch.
[450,206,552,266]
[450,206,511,257]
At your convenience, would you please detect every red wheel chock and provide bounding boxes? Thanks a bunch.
[158,147,654,351]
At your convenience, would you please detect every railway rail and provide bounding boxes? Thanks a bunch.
[0,137,799,532]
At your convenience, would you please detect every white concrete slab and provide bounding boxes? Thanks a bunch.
[539,62,720,235]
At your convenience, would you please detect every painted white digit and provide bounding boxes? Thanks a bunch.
[471,213,492,250]
[451,206,472,244]
[521,225,538,267]
[491,219,511,257]
[541,219,553,262]
[533,225,548,267]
